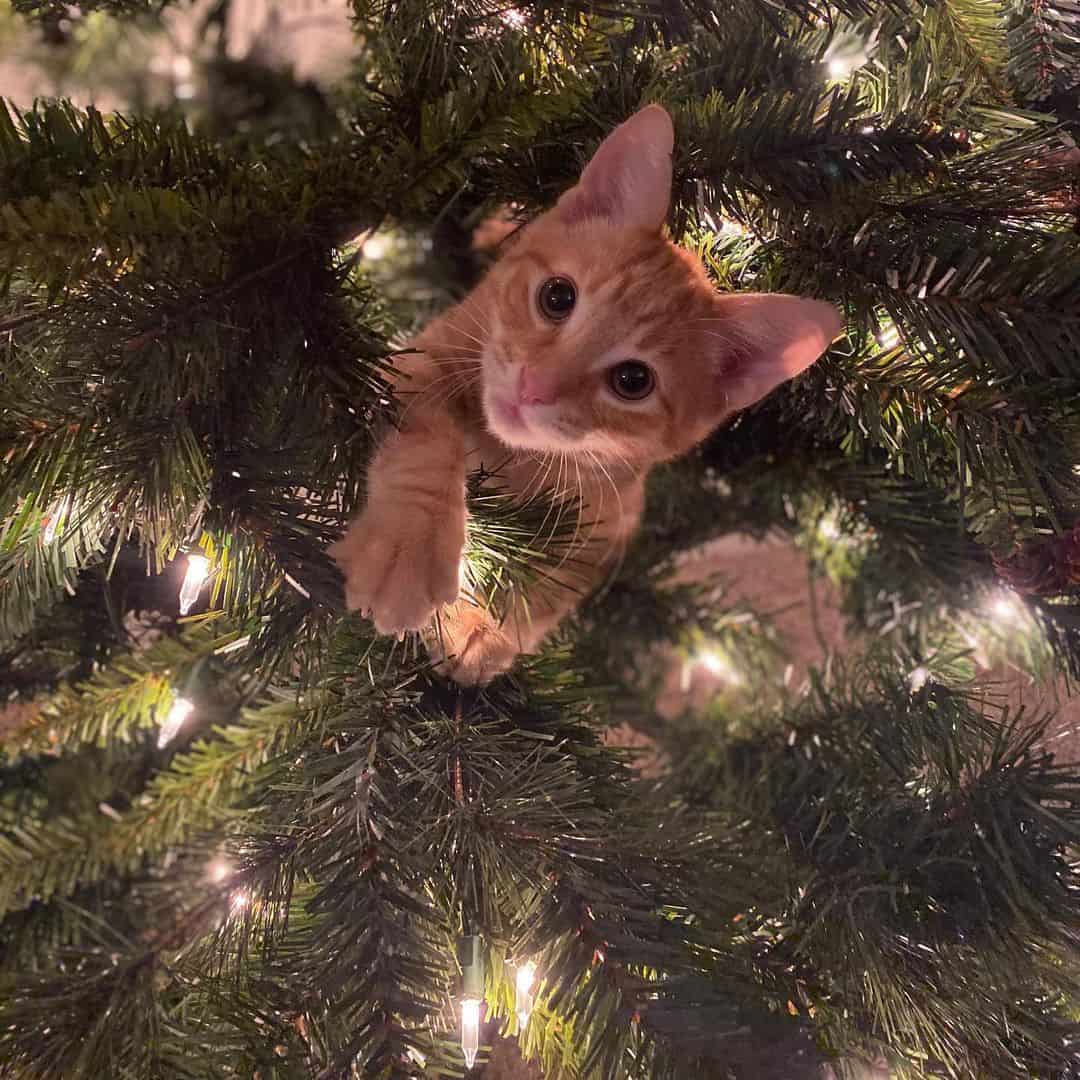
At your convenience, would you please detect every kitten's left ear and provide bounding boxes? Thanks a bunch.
[708,293,844,412]
[555,105,674,231]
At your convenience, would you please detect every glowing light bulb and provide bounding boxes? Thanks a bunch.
[699,650,726,675]
[207,857,231,883]
[819,515,840,540]
[877,324,901,349]
[157,696,194,748]
[178,554,210,615]
[43,495,72,544]
[991,591,1022,622]
[460,997,481,1069]
[500,6,526,27]
[230,889,251,913]
[908,666,930,692]
[694,649,743,685]
[823,35,875,81]
[515,961,537,1031]
[361,233,391,260]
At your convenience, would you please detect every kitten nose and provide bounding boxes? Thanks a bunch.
[518,367,557,406]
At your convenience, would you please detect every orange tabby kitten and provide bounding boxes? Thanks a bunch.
[331,105,842,684]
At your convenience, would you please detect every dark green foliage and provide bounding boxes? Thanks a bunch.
[1008,0,1080,100]
[670,661,1080,1079]
[2,1,1080,1078]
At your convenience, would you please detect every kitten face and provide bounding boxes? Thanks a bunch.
[471,105,842,467]
[479,221,732,465]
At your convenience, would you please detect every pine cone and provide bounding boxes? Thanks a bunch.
[1059,522,1080,586]
[994,540,1063,595]
[995,524,1080,595]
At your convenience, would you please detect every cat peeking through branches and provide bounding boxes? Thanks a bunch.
[331,105,843,683]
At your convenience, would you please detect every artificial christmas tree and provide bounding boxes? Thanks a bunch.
[2,2,1080,1079]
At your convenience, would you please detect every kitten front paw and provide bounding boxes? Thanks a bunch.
[330,503,464,634]
[425,600,518,685]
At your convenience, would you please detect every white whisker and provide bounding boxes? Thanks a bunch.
[520,451,553,505]
[585,447,625,561]
[532,452,565,552]
[418,350,483,362]
[438,315,488,351]
[455,301,493,340]
[399,368,479,420]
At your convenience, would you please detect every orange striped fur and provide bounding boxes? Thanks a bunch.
[332,106,842,683]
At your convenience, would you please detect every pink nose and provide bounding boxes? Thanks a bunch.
[518,367,557,406]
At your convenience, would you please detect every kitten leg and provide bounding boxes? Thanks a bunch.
[426,571,596,685]
[331,412,467,634]
[425,599,519,686]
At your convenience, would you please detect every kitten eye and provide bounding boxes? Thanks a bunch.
[538,277,576,321]
[608,360,655,401]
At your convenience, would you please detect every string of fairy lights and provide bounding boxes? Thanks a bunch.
[56,541,543,1068]
[21,43,1052,1064]
[33,520,1044,1067]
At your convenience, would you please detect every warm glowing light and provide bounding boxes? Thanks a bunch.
[207,857,231,883]
[908,666,930,692]
[823,36,875,80]
[230,889,251,913]
[990,591,1022,623]
[460,998,482,1069]
[179,554,210,615]
[157,696,195,748]
[877,324,901,349]
[361,233,392,260]
[695,649,743,685]
[43,495,72,544]
[500,6,526,28]
[515,961,537,1031]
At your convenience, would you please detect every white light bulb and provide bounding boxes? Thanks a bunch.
[877,324,901,349]
[178,554,210,615]
[699,650,726,675]
[695,649,743,685]
[43,495,72,544]
[361,233,391,260]
[515,961,537,1031]
[208,857,231,883]
[828,57,851,78]
[991,592,1021,622]
[460,998,482,1069]
[908,666,930,692]
[157,696,195,748]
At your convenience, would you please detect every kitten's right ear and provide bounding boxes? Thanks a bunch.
[707,293,844,414]
[554,105,674,232]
